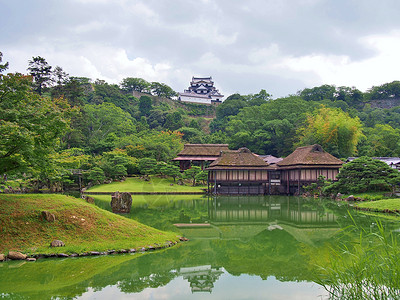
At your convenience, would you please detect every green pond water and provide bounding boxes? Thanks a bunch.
[1,195,400,299]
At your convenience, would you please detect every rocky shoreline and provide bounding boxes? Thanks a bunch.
[0,237,189,262]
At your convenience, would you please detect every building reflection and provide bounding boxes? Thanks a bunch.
[178,265,224,293]
[208,196,337,226]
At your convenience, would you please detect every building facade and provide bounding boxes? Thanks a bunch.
[207,147,272,195]
[178,77,224,104]
[277,144,344,195]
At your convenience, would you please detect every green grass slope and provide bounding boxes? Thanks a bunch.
[356,198,400,213]
[0,194,179,255]
[86,176,206,193]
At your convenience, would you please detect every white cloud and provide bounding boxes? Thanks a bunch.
[276,30,400,91]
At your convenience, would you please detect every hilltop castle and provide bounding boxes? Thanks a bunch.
[178,76,224,105]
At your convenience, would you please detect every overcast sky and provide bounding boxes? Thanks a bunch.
[2,0,400,98]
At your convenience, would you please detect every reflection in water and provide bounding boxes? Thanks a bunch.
[1,195,398,299]
[209,196,337,226]
[179,265,224,293]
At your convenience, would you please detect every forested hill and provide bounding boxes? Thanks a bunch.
[2,52,400,190]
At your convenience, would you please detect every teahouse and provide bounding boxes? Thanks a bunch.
[173,144,230,171]
[277,144,344,194]
[206,147,271,195]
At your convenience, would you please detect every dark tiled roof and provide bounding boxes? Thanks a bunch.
[207,147,270,170]
[278,144,343,167]
[177,144,230,156]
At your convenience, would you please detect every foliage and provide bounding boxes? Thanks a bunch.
[27,56,52,95]
[138,158,158,176]
[0,51,9,73]
[358,124,400,156]
[158,163,181,182]
[86,167,106,183]
[224,96,313,156]
[325,157,400,194]
[0,73,70,174]
[81,102,136,153]
[150,82,176,98]
[177,127,204,143]
[119,130,183,162]
[365,80,400,100]
[138,95,153,117]
[316,219,400,299]
[120,77,150,93]
[97,149,137,178]
[302,175,332,197]
[297,106,363,157]
[183,166,202,186]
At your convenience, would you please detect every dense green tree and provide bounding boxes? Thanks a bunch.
[138,158,158,176]
[90,80,136,116]
[224,96,313,156]
[0,73,70,174]
[86,167,106,183]
[297,106,363,157]
[325,157,400,194]
[336,86,363,105]
[27,56,52,95]
[177,127,204,143]
[0,52,9,73]
[299,84,336,102]
[82,102,136,153]
[195,170,208,185]
[183,166,202,186]
[358,124,400,157]
[245,89,272,106]
[120,77,150,93]
[366,81,400,100]
[150,82,176,98]
[139,95,153,117]
[159,164,181,182]
[164,111,183,131]
[98,149,137,177]
[120,131,183,162]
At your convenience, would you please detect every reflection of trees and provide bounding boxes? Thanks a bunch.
[118,273,177,293]
[6,196,400,299]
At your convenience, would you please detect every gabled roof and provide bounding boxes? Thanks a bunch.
[207,147,270,170]
[278,144,343,167]
[177,144,229,156]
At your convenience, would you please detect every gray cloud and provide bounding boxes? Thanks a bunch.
[2,0,400,97]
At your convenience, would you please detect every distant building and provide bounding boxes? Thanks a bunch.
[347,157,400,170]
[173,144,230,171]
[178,76,224,105]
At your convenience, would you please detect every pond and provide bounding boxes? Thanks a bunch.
[1,195,399,299]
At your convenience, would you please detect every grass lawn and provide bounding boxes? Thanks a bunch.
[356,198,400,213]
[0,194,180,255]
[86,176,206,193]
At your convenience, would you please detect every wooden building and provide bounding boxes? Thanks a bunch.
[207,147,271,195]
[277,144,344,194]
[173,144,230,171]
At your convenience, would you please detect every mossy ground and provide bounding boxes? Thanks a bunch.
[86,176,206,193]
[0,194,179,255]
